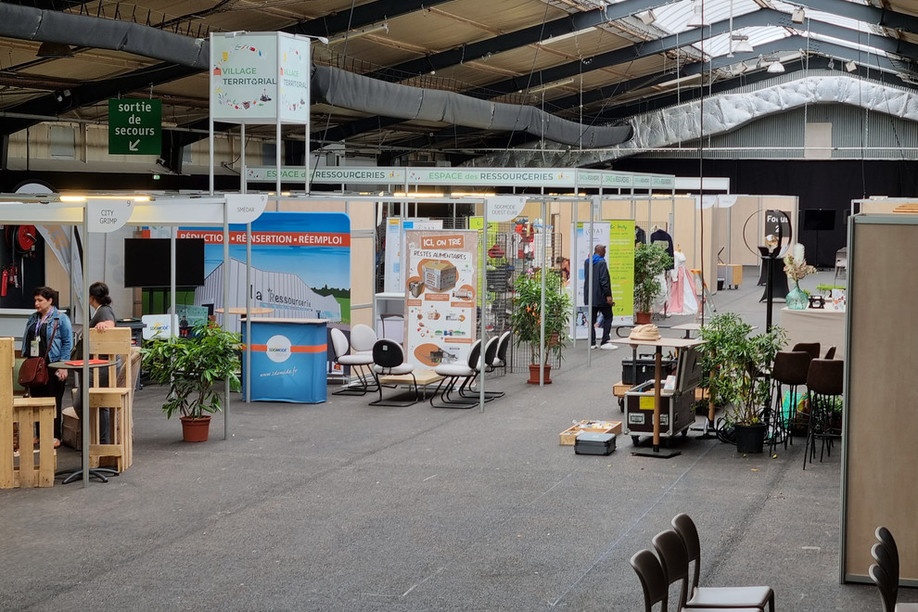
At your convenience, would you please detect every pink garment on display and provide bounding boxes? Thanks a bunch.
[668,251,698,315]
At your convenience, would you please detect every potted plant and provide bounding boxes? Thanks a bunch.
[698,312,786,453]
[634,242,673,324]
[509,268,572,384]
[141,320,243,442]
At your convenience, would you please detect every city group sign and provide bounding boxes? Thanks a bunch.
[210,32,311,124]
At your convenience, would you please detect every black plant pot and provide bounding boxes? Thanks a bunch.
[734,422,767,454]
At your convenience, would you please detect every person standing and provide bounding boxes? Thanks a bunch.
[22,286,73,446]
[583,245,615,348]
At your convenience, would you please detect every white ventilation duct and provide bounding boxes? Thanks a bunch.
[468,75,918,167]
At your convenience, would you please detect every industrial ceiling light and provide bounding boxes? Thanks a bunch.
[529,77,575,94]
[827,58,835,70]
[767,60,786,73]
[845,60,857,72]
[328,21,389,44]
[639,9,656,25]
[791,7,806,24]
[36,41,73,58]
[731,33,754,53]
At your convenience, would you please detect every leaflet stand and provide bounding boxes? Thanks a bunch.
[626,335,704,458]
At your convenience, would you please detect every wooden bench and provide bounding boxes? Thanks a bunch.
[1,337,57,489]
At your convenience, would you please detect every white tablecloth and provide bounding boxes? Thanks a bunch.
[778,307,846,360]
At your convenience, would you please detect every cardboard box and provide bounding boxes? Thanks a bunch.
[559,420,622,445]
[423,260,458,292]
[62,406,81,450]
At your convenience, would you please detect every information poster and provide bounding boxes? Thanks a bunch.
[404,230,478,368]
[383,218,442,293]
[608,219,636,327]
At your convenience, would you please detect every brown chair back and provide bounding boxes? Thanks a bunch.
[772,351,811,386]
[806,359,843,396]
[792,342,821,361]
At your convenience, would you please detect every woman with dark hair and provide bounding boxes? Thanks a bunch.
[22,286,73,446]
[75,281,118,443]
[89,281,116,330]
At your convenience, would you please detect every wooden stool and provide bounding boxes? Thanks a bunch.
[1,397,57,488]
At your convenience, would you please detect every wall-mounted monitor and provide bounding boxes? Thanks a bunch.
[802,209,836,231]
[123,238,205,288]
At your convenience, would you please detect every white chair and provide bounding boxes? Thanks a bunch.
[430,340,486,409]
[369,339,417,407]
[330,327,375,396]
[834,247,847,284]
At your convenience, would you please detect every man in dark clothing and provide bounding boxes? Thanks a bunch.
[584,244,615,348]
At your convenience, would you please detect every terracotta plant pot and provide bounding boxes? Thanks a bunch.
[635,311,653,324]
[527,363,552,384]
[180,415,212,443]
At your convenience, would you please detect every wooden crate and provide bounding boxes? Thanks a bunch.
[560,420,622,445]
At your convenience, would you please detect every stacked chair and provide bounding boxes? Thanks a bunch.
[430,339,486,409]
[869,526,918,612]
[630,513,775,611]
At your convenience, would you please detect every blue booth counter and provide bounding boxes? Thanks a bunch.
[241,318,327,403]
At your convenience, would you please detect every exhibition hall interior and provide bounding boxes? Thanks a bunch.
[1,0,917,610]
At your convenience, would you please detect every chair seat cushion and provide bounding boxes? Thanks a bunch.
[688,585,773,608]
[435,364,475,377]
[373,363,414,375]
[338,355,374,366]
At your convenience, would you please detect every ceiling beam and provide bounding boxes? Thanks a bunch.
[0,63,198,137]
[284,0,453,39]
[363,0,662,81]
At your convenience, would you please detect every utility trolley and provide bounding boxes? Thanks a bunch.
[623,344,703,449]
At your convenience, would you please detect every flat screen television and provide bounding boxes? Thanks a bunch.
[802,209,836,231]
[123,238,205,287]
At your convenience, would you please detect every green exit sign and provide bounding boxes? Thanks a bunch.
[108,99,161,155]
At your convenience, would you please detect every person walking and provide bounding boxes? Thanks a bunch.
[22,286,73,446]
[584,245,615,349]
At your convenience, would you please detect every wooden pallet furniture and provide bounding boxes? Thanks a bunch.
[87,327,134,472]
[1,337,57,489]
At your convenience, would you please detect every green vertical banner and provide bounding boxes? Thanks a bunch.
[608,219,635,326]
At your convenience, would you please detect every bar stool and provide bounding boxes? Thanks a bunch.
[87,328,133,472]
[803,358,844,469]
[768,350,811,453]
[791,342,820,361]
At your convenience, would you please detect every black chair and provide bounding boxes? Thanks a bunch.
[466,335,505,400]
[869,527,918,612]
[630,549,671,612]
[768,350,811,452]
[823,346,836,359]
[488,330,512,376]
[430,340,486,409]
[369,339,418,407]
[670,514,775,611]
[803,359,844,469]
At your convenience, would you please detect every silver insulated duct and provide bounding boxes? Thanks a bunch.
[469,74,918,167]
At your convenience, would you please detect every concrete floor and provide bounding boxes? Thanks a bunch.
[2,268,913,611]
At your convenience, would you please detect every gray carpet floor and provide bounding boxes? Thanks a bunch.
[2,268,912,611]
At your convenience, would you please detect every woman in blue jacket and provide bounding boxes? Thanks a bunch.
[22,286,73,445]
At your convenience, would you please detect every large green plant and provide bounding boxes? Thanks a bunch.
[141,321,243,419]
[698,313,786,426]
[634,242,673,313]
[510,269,572,365]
